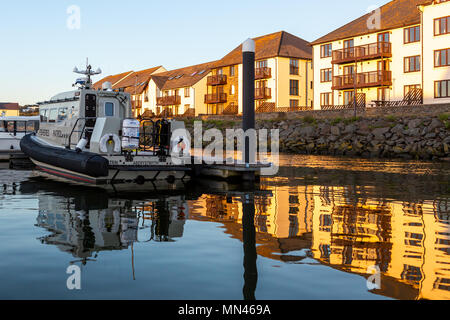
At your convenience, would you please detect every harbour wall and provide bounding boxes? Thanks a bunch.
[183,107,450,161]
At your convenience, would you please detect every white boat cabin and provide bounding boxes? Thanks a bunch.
[37,88,132,151]
[0,116,40,154]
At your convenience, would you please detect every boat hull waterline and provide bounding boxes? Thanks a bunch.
[21,134,190,187]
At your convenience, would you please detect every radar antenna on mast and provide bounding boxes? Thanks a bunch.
[73,58,102,89]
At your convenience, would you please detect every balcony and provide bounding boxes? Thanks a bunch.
[332,70,392,90]
[207,75,227,86]
[332,42,392,64]
[255,67,272,80]
[255,87,271,100]
[204,93,227,104]
[156,95,181,106]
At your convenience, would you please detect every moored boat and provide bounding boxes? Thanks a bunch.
[20,62,192,187]
[0,116,39,161]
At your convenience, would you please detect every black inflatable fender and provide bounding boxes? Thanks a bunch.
[20,134,109,177]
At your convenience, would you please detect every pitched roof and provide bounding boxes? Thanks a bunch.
[0,103,20,110]
[113,66,163,91]
[311,0,429,45]
[92,71,133,90]
[93,66,164,94]
[215,31,312,68]
[151,61,218,90]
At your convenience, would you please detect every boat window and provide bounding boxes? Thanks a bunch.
[105,102,114,117]
[68,106,77,120]
[58,107,68,122]
[26,121,39,132]
[7,121,15,132]
[48,109,58,123]
[0,121,5,132]
[16,121,26,132]
[40,109,48,122]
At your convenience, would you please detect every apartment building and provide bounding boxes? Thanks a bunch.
[422,0,450,104]
[144,61,217,117]
[312,0,450,110]
[206,31,313,115]
[93,66,166,117]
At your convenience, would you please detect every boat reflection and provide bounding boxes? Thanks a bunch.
[33,188,189,264]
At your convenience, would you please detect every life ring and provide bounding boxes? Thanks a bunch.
[100,133,121,153]
[171,135,191,156]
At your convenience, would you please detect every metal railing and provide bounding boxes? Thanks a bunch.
[66,117,97,149]
[140,119,171,156]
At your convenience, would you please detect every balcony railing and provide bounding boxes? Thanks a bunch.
[207,75,227,86]
[332,70,392,90]
[255,87,272,100]
[156,95,181,106]
[332,42,392,64]
[204,93,227,104]
[255,67,272,80]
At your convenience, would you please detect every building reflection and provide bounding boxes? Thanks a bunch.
[188,183,450,300]
[312,186,450,300]
[189,185,315,262]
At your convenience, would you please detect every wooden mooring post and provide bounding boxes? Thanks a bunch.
[242,38,256,182]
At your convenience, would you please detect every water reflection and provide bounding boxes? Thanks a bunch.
[187,174,450,300]
[35,190,189,264]
[18,180,263,299]
[242,194,257,301]
[4,156,450,300]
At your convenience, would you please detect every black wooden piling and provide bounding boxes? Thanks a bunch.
[242,38,255,165]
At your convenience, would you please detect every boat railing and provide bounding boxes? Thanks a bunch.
[140,118,171,157]
[66,117,172,156]
[66,117,97,149]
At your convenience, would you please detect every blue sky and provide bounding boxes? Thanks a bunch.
[0,0,388,105]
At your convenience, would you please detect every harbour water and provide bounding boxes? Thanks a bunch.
[0,155,449,300]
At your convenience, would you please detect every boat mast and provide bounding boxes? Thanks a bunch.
[73,58,102,89]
